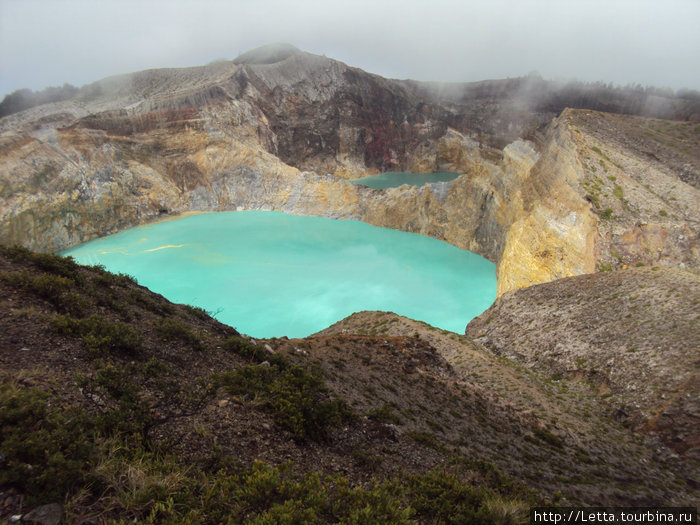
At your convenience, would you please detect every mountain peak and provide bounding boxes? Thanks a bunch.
[233,43,302,65]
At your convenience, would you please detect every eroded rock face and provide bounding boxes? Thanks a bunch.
[493,109,699,294]
[567,110,700,271]
[231,52,458,177]
[0,52,533,266]
[496,117,599,294]
[0,115,520,264]
[0,49,698,294]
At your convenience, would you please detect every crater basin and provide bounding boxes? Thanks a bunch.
[61,211,496,338]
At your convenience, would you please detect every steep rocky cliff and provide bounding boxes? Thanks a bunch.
[0,45,698,295]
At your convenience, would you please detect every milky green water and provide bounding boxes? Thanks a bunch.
[350,171,460,190]
[60,211,496,338]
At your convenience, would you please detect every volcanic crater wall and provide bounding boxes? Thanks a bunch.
[0,50,698,296]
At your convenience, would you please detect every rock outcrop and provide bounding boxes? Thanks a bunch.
[496,116,599,294]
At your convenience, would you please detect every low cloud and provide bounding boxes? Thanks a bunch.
[1,0,699,97]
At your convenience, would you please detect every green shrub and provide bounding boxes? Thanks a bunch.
[222,335,259,358]
[599,207,613,220]
[161,462,416,524]
[87,361,154,436]
[31,272,73,297]
[214,364,350,441]
[0,270,86,314]
[77,358,186,441]
[585,192,600,208]
[0,245,80,279]
[368,403,402,425]
[128,290,174,314]
[406,430,440,450]
[88,260,134,283]
[0,381,96,505]
[532,427,564,449]
[92,269,137,288]
[90,441,186,520]
[613,184,624,200]
[406,470,491,524]
[1,270,70,296]
[222,336,289,368]
[591,146,612,162]
[155,318,204,351]
[52,314,141,355]
[481,495,529,525]
[118,272,138,285]
[182,304,209,320]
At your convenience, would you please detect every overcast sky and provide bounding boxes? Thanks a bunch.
[1,0,699,97]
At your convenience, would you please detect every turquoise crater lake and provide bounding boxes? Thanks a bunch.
[350,171,461,190]
[61,211,496,338]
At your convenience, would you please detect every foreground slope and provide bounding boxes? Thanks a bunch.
[1,248,696,522]
[466,266,700,461]
[0,246,537,523]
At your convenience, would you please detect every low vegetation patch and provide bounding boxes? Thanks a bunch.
[0,245,81,279]
[0,380,96,506]
[590,145,612,163]
[97,461,530,524]
[1,271,86,315]
[52,314,141,355]
[613,183,624,200]
[213,362,351,442]
[155,318,204,351]
[182,304,210,320]
[367,402,403,425]
[221,335,289,367]
[1,375,533,523]
[599,207,613,220]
